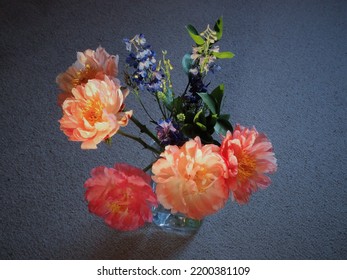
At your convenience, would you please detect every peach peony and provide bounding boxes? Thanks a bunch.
[152,137,229,220]
[59,76,132,149]
[220,125,277,204]
[84,164,157,231]
[56,46,119,105]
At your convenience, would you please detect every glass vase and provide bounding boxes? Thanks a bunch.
[149,141,202,233]
[151,181,202,233]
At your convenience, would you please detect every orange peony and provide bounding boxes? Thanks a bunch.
[56,46,119,105]
[59,76,132,149]
[84,164,157,231]
[152,137,229,220]
[220,125,277,204]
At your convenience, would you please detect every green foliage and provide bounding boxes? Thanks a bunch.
[171,96,184,116]
[210,84,224,114]
[215,118,233,136]
[213,51,235,59]
[177,17,235,142]
[197,92,217,114]
[186,25,205,45]
[197,84,233,137]
[214,16,223,41]
[198,84,224,115]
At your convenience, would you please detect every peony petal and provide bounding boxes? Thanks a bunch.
[152,137,229,219]
[81,140,98,149]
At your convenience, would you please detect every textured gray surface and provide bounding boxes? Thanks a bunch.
[0,0,346,259]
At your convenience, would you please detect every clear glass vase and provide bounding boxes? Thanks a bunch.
[149,141,202,233]
[151,181,202,233]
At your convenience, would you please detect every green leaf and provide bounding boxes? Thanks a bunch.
[171,97,184,116]
[193,109,206,125]
[206,113,218,134]
[182,53,193,74]
[195,122,207,131]
[197,92,217,114]
[210,84,224,114]
[214,16,223,41]
[218,114,230,120]
[212,51,235,59]
[206,113,218,126]
[181,124,194,138]
[199,132,215,145]
[214,119,233,136]
[186,24,205,45]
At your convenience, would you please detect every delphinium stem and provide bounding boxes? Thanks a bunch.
[130,116,162,146]
[118,130,161,155]
[135,94,157,124]
[155,92,167,120]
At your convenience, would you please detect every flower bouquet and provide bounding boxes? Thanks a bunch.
[56,17,277,232]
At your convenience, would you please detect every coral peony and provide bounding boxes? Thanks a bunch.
[59,76,132,149]
[152,137,229,220]
[84,164,157,231]
[56,46,119,105]
[220,125,277,204]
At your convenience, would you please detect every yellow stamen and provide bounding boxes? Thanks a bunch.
[72,63,97,87]
[83,99,103,126]
[108,193,129,214]
[238,153,256,182]
[108,202,122,213]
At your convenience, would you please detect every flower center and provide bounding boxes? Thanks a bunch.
[72,64,98,87]
[238,152,256,182]
[108,202,126,214]
[107,193,130,214]
[83,98,103,126]
[195,167,207,191]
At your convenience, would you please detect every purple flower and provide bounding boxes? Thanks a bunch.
[156,119,185,146]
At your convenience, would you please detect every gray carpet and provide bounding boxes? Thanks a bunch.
[0,0,346,259]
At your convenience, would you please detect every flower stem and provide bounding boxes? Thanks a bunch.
[142,162,153,172]
[130,116,162,146]
[182,79,190,97]
[118,130,161,155]
[155,92,167,119]
[134,93,157,123]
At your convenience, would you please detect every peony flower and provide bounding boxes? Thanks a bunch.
[59,76,132,149]
[220,125,277,204]
[56,46,119,105]
[152,137,229,220]
[84,164,157,231]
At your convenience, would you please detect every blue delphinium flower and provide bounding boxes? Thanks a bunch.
[134,34,147,47]
[124,34,164,93]
[123,38,132,52]
[147,71,164,92]
[125,52,138,68]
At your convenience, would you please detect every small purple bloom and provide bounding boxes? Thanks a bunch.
[156,119,185,146]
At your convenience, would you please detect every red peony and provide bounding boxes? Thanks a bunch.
[84,164,157,231]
